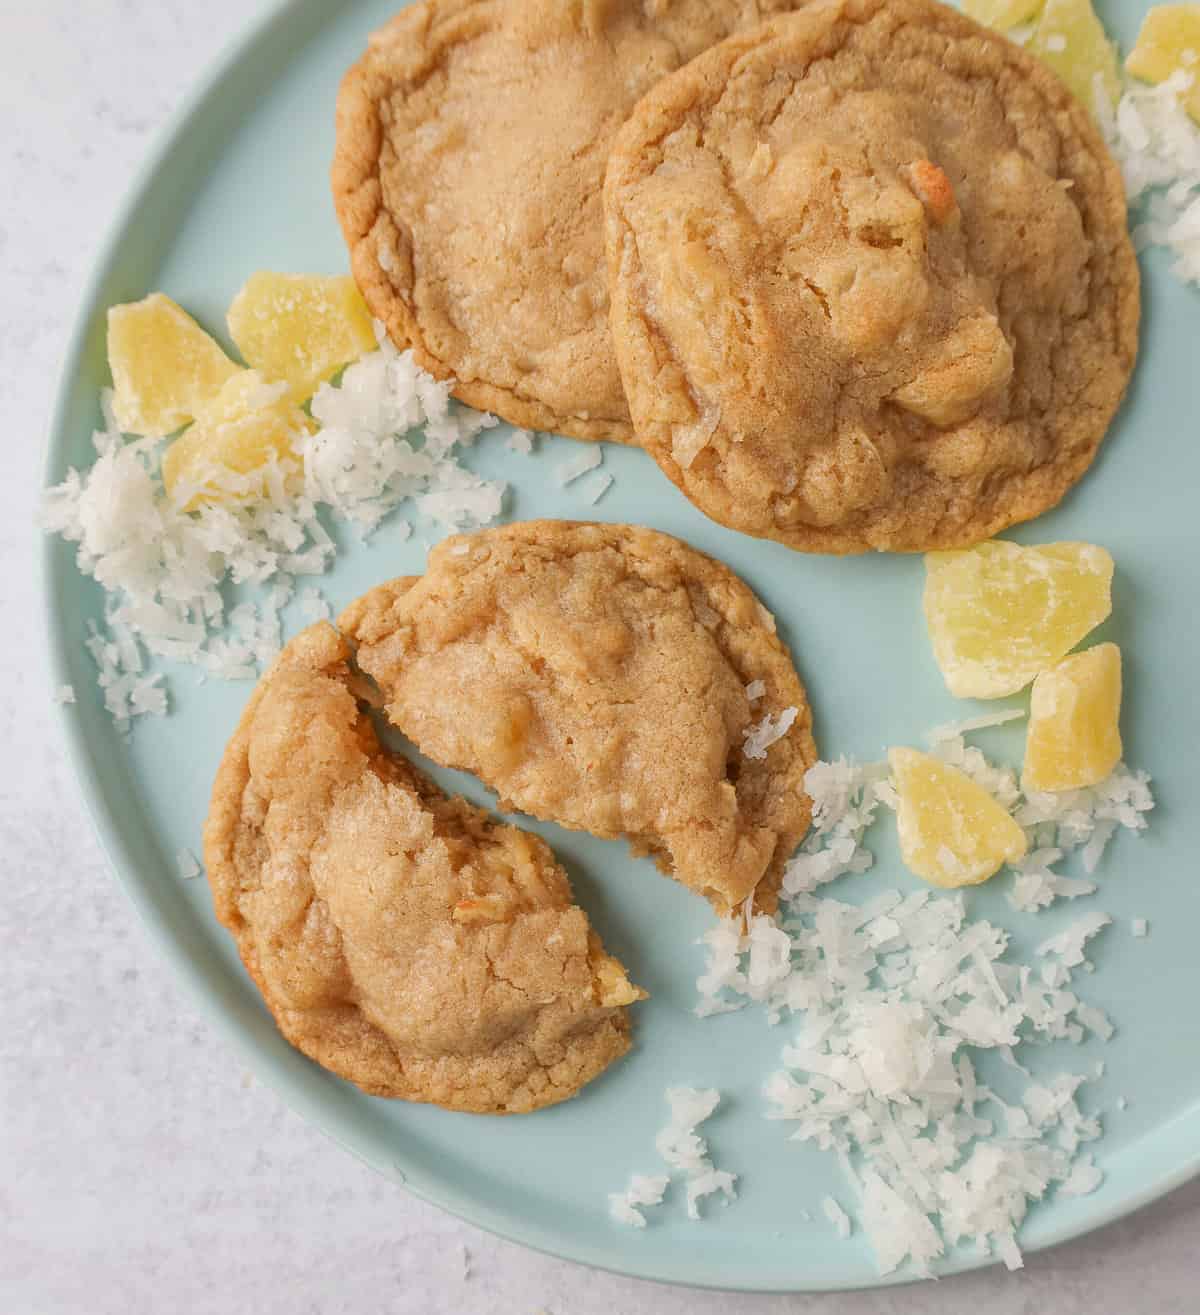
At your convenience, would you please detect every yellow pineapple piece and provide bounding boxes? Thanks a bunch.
[923,540,1114,699]
[161,370,312,508]
[226,272,377,404]
[589,934,648,1008]
[1126,5,1200,123]
[107,293,241,438]
[1023,643,1123,791]
[962,0,1045,33]
[889,747,1028,888]
[1030,0,1122,111]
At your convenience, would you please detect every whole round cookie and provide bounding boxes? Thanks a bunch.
[332,0,804,443]
[603,0,1140,553]
[339,521,817,916]
[204,622,641,1114]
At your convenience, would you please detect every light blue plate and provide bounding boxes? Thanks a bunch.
[41,0,1200,1291]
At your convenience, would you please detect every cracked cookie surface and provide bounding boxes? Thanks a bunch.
[603,0,1139,553]
[331,0,806,443]
[340,521,816,916]
[204,622,640,1114]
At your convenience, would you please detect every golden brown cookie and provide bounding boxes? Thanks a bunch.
[204,622,641,1114]
[603,0,1139,553]
[340,522,816,916]
[331,0,806,443]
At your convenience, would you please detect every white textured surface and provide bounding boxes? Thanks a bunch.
[2,3,1198,1312]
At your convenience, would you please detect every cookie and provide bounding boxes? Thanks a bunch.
[204,622,641,1114]
[603,0,1139,553]
[340,521,816,916]
[332,0,804,443]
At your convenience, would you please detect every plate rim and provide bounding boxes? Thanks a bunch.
[38,0,1200,1292]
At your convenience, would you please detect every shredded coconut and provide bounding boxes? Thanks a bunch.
[685,1168,738,1220]
[1036,912,1112,969]
[776,758,889,901]
[1100,70,1200,286]
[176,848,202,880]
[297,587,330,623]
[690,735,1155,1275]
[506,428,534,455]
[743,706,799,760]
[744,679,766,703]
[823,1195,853,1238]
[1056,1154,1104,1198]
[754,890,1109,1275]
[553,446,602,486]
[610,1088,738,1225]
[1131,918,1149,938]
[41,335,505,726]
[928,709,1025,742]
[655,1087,722,1173]
[608,1174,670,1229]
[579,471,614,505]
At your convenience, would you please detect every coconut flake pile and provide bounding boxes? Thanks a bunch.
[1099,69,1200,286]
[41,336,505,728]
[693,726,1155,1275]
[721,894,1110,1275]
[609,1087,738,1227]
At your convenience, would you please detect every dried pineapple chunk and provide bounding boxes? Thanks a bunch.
[1126,5,1200,123]
[962,0,1045,33]
[889,747,1028,888]
[924,540,1114,699]
[1030,0,1122,111]
[161,370,312,508]
[227,272,377,404]
[1024,643,1123,791]
[589,934,647,1008]
[107,293,240,438]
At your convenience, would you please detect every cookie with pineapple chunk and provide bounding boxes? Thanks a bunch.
[603,0,1139,553]
[331,0,807,444]
[340,521,816,916]
[204,622,641,1114]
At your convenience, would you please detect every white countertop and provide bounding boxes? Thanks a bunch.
[3,3,1197,1312]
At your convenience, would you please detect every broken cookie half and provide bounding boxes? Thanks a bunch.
[340,521,816,917]
[204,622,641,1114]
